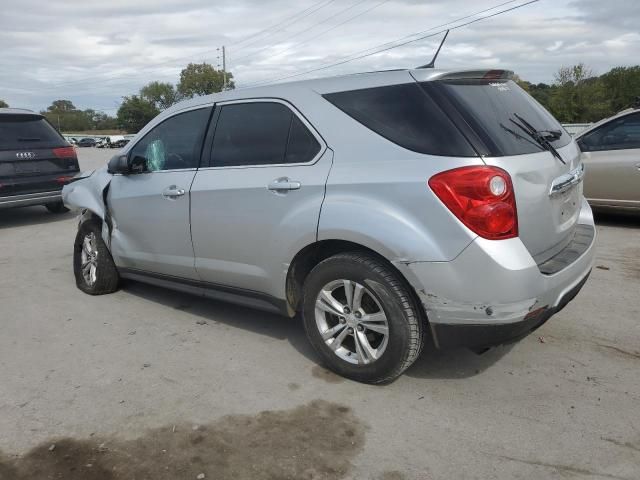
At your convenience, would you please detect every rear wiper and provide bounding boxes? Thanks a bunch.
[510,113,566,164]
[499,123,545,151]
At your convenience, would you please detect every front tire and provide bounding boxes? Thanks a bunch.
[45,201,69,213]
[302,252,425,384]
[73,221,120,295]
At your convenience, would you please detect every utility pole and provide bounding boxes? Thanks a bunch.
[222,45,227,91]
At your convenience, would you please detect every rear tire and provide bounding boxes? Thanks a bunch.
[73,221,120,295]
[45,201,69,213]
[302,252,425,384]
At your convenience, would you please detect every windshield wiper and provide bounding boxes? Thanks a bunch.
[510,113,566,164]
[499,123,546,151]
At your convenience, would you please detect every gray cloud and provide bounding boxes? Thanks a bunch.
[0,0,637,112]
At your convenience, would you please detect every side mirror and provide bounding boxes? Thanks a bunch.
[107,154,129,174]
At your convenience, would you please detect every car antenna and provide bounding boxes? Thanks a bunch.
[417,29,450,69]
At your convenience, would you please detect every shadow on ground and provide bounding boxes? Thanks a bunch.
[0,206,73,229]
[593,209,640,229]
[406,344,514,379]
[123,280,510,382]
[122,280,319,365]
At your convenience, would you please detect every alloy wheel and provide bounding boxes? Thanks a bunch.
[314,279,389,365]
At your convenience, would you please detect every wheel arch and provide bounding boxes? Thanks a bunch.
[285,239,426,320]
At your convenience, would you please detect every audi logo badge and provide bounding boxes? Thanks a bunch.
[16,152,37,159]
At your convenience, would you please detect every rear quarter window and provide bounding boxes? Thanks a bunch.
[323,83,476,157]
[0,114,66,150]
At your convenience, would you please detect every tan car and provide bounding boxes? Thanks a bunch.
[576,106,640,211]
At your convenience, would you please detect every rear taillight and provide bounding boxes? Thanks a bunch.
[56,176,75,184]
[53,146,77,160]
[429,166,518,240]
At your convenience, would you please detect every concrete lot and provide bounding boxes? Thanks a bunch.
[1,148,639,479]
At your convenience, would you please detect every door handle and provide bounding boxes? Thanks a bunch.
[268,177,301,192]
[162,185,186,199]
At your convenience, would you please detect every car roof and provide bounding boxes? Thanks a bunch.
[0,107,40,116]
[576,106,640,139]
[159,67,513,118]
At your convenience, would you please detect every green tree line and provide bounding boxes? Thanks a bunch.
[517,64,640,123]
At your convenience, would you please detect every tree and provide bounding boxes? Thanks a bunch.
[0,100,8,108]
[47,99,77,113]
[140,81,179,110]
[600,66,640,112]
[177,62,234,99]
[41,100,90,131]
[117,95,159,133]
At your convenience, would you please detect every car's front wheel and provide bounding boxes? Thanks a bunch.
[302,252,425,384]
[73,221,120,295]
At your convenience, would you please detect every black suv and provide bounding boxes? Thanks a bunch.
[0,108,79,213]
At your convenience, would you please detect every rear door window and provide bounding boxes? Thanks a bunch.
[430,79,572,157]
[323,83,476,157]
[0,114,66,150]
[210,102,321,167]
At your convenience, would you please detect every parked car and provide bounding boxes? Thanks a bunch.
[576,102,640,211]
[0,108,79,212]
[95,137,108,148]
[111,138,130,149]
[63,68,595,383]
[77,137,97,147]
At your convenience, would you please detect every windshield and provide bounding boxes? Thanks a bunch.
[0,114,66,151]
[431,79,571,157]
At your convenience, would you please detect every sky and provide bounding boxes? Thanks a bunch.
[1,0,638,114]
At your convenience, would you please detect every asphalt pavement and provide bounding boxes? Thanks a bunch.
[0,148,638,479]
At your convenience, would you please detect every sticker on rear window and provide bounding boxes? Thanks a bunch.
[489,82,510,92]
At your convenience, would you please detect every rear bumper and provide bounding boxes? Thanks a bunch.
[397,198,596,349]
[429,270,590,348]
[0,190,62,209]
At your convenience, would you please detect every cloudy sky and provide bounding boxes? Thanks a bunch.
[1,0,638,113]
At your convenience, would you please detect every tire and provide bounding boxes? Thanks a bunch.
[302,252,425,384]
[45,201,69,214]
[73,220,120,295]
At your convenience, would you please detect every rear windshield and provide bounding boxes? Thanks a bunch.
[431,79,571,157]
[323,83,476,157]
[0,114,66,151]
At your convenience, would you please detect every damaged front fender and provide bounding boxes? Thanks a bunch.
[62,166,113,221]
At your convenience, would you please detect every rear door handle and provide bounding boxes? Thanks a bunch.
[162,185,186,199]
[268,178,301,192]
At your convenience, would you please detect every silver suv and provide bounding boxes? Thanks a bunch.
[63,68,595,383]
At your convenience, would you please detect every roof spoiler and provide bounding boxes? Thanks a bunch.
[432,69,515,81]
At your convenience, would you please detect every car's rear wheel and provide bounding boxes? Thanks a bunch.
[302,252,425,384]
[45,201,69,213]
[73,221,120,295]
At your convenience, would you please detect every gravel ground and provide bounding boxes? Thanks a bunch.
[0,148,638,479]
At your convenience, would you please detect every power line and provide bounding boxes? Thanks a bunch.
[243,0,537,88]
[39,0,337,91]
[241,0,394,66]
[228,0,338,55]
[226,1,336,48]
[230,0,374,65]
